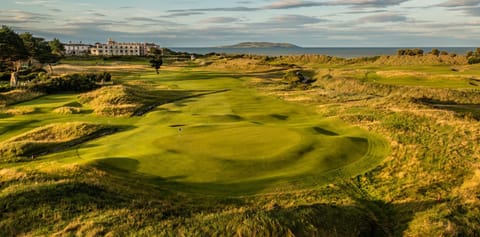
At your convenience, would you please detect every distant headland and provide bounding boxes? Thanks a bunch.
[219,42,301,48]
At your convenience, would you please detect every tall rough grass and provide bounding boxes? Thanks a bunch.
[253,68,480,236]
[0,89,44,107]
[0,122,115,162]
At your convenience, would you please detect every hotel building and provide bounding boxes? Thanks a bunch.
[89,38,160,56]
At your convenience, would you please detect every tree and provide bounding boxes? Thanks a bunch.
[413,48,424,56]
[430,48,440,57]
[20,32,60,74]
[0,26,29,86]
[149,47,163,74]
[49,38,65,56]
[46,38,64,74]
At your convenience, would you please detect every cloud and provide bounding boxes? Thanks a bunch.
[161,12,205,18]
[436,0,480,16]
[200,17,239,24]
[167,0,412,14]
[246,14,325,30]
[0,9,52,23]
[463,6,480,16]
[343,9,387,14]
[125,17,183,26]
[271,14,325,24]
[167,7,258,13]
[334,0,411,8]
[263,0,327,9]
[359,13,410,23]
[437,0,480,7]
[14,0,58,5]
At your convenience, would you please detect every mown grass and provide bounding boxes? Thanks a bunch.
[1,57,479,236]
[0,62,391,236]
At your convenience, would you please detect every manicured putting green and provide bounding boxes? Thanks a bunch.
[156,126,301,161]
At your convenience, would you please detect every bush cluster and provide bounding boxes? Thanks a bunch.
[27,72,111,93]
[466,48,480,64]
[397,48,424,56]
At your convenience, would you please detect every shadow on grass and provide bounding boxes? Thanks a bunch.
[414,97,480,120]
[0,158,440,236]
[1,125,136,163]
[133,89,230,116]
[0,119,40,136]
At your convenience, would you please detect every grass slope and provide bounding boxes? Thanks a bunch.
[0,122,119,162]
[4,56,478,236]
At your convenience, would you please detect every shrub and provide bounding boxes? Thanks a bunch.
[468,57,480,65]
[27,72,111,93]
[397,48,424,56]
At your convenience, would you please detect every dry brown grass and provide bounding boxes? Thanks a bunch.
[52,106,82,115]
[0,122,112,161]
[0,89,44,107]
[79,85,145,117]
[373,55,468,65]
[3,107,36,115]
[52,64,149,75]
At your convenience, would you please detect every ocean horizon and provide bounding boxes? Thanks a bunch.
[171,47,476,58]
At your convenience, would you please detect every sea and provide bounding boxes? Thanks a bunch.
[171,47,476,58]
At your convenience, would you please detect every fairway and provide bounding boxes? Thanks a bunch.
[0,68,388,195]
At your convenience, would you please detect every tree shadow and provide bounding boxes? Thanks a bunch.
[0,158,443,236]
[0,119,40,136]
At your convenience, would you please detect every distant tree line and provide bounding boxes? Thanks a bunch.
[396,48,457,57]
[397,48,424,56]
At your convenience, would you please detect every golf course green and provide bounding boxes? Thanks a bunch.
[0,68,388,195]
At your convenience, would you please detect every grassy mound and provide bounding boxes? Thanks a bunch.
[0,89,44,107]
[52,106,82,114]
[3,107,36,115]
[79,84,199,117]
[0,122,117,162]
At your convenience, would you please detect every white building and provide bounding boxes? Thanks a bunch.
[90,38,160,56]
[64,41,91,55]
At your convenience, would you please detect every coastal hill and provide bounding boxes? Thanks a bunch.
[219,42,301,48]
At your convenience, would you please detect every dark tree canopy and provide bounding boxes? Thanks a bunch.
[20,32,56,65]
[49,38,65,57]
[0,25,29,68]
[397,48,424,56]
[149,48,163,74]
[430,48,440,57]
[1,27,62,75]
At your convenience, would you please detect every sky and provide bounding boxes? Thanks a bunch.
[1,0,479,47]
